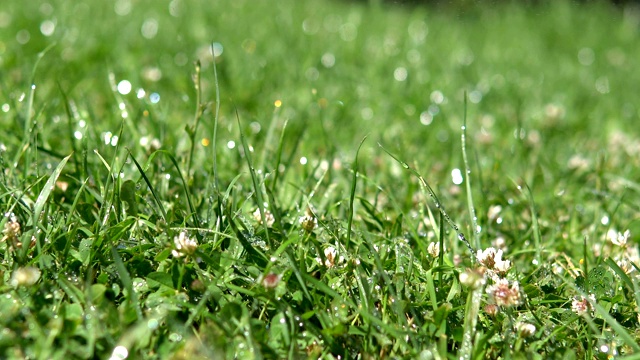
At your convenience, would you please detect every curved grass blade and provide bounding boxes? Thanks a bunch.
[32,153,72,227]
[346,136,367,251]
[125,148,167,221]
[235,107,271,249]
[379,143,476,259]
[209,42,222,223]
[461,92,480,249]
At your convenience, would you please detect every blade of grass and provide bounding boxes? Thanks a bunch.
[379,143,476,260]
[26,153,72,266]
[111,244,142,320]
[235,107,271,249]
[518,181,542,265]
[460,92,480,250]
[346,136,367,251]
[126,149,167,222]
[209,42,222,223]
[186,60,206,177]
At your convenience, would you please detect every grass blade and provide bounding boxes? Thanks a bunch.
[346,136,367,251]
[235,107,271,249]
[460,92,480,250]
[379,143,476,259]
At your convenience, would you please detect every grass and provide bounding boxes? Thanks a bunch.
[1,0,640,358]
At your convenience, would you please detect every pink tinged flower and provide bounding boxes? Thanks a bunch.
[260,273,282,289]
[486,278,522,307]
[571,295,594,315]
[484,304,499,317]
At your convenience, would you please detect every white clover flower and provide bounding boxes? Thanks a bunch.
[477,247,500,268]
[494,258,512,274]
[486,278,522,307]
[253,208,275,228]
[427,241,443,258]
[2,217,21,244]
[10,267,41,287]
[516,322,536,338]
[571,295,595,316]
[317,246,344,268]
[172,231,198,258]
[299,208,317,232]
[612,230,630,247]
[487,205,502,222]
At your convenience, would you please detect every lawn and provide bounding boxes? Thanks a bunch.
[1,0,640,358]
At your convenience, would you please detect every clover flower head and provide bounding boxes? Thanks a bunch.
[172,231,198,258]
[253,208,275,228]
[486,278,522,307]
[299,208,317,232]
[572,295,595,316]
[316,246,344,268]
[516,322,536,338]
[260,273,282,289]
[427,241,444,258]
[477,247,512,274]
[10,267,41,287]
[612,230,630,247]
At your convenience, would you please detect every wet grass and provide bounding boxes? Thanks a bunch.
[1,0,640,358]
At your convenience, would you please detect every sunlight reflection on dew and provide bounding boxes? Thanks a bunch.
[361,107,373,120]
[114,0,131,16]
[1,104,9,112]
[302,18,320,35]
[595,77,609,94]
[305,67,319,81]
[110,345,128,360]
[74,131,82,140]
[141,18,158,39]
[578,47,594,66]
[321,53,335,68]
[420,111,433,125]
[212,42,223,57]
[451,168,463,185]
[430,90,444,104]
[117,81,131,95]
[136,88,146,99]
[300,157,308,165]
[150,93,160,103]
[408,20,428,43]
[40,20,55,36]
[468,90,482,103]
[407,49,421,64]
[394,67,407,81]
[16,29,30,44]
[227,140,235,149]
[339,23,357,41]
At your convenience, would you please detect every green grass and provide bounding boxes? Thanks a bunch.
[1,0,640,358]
